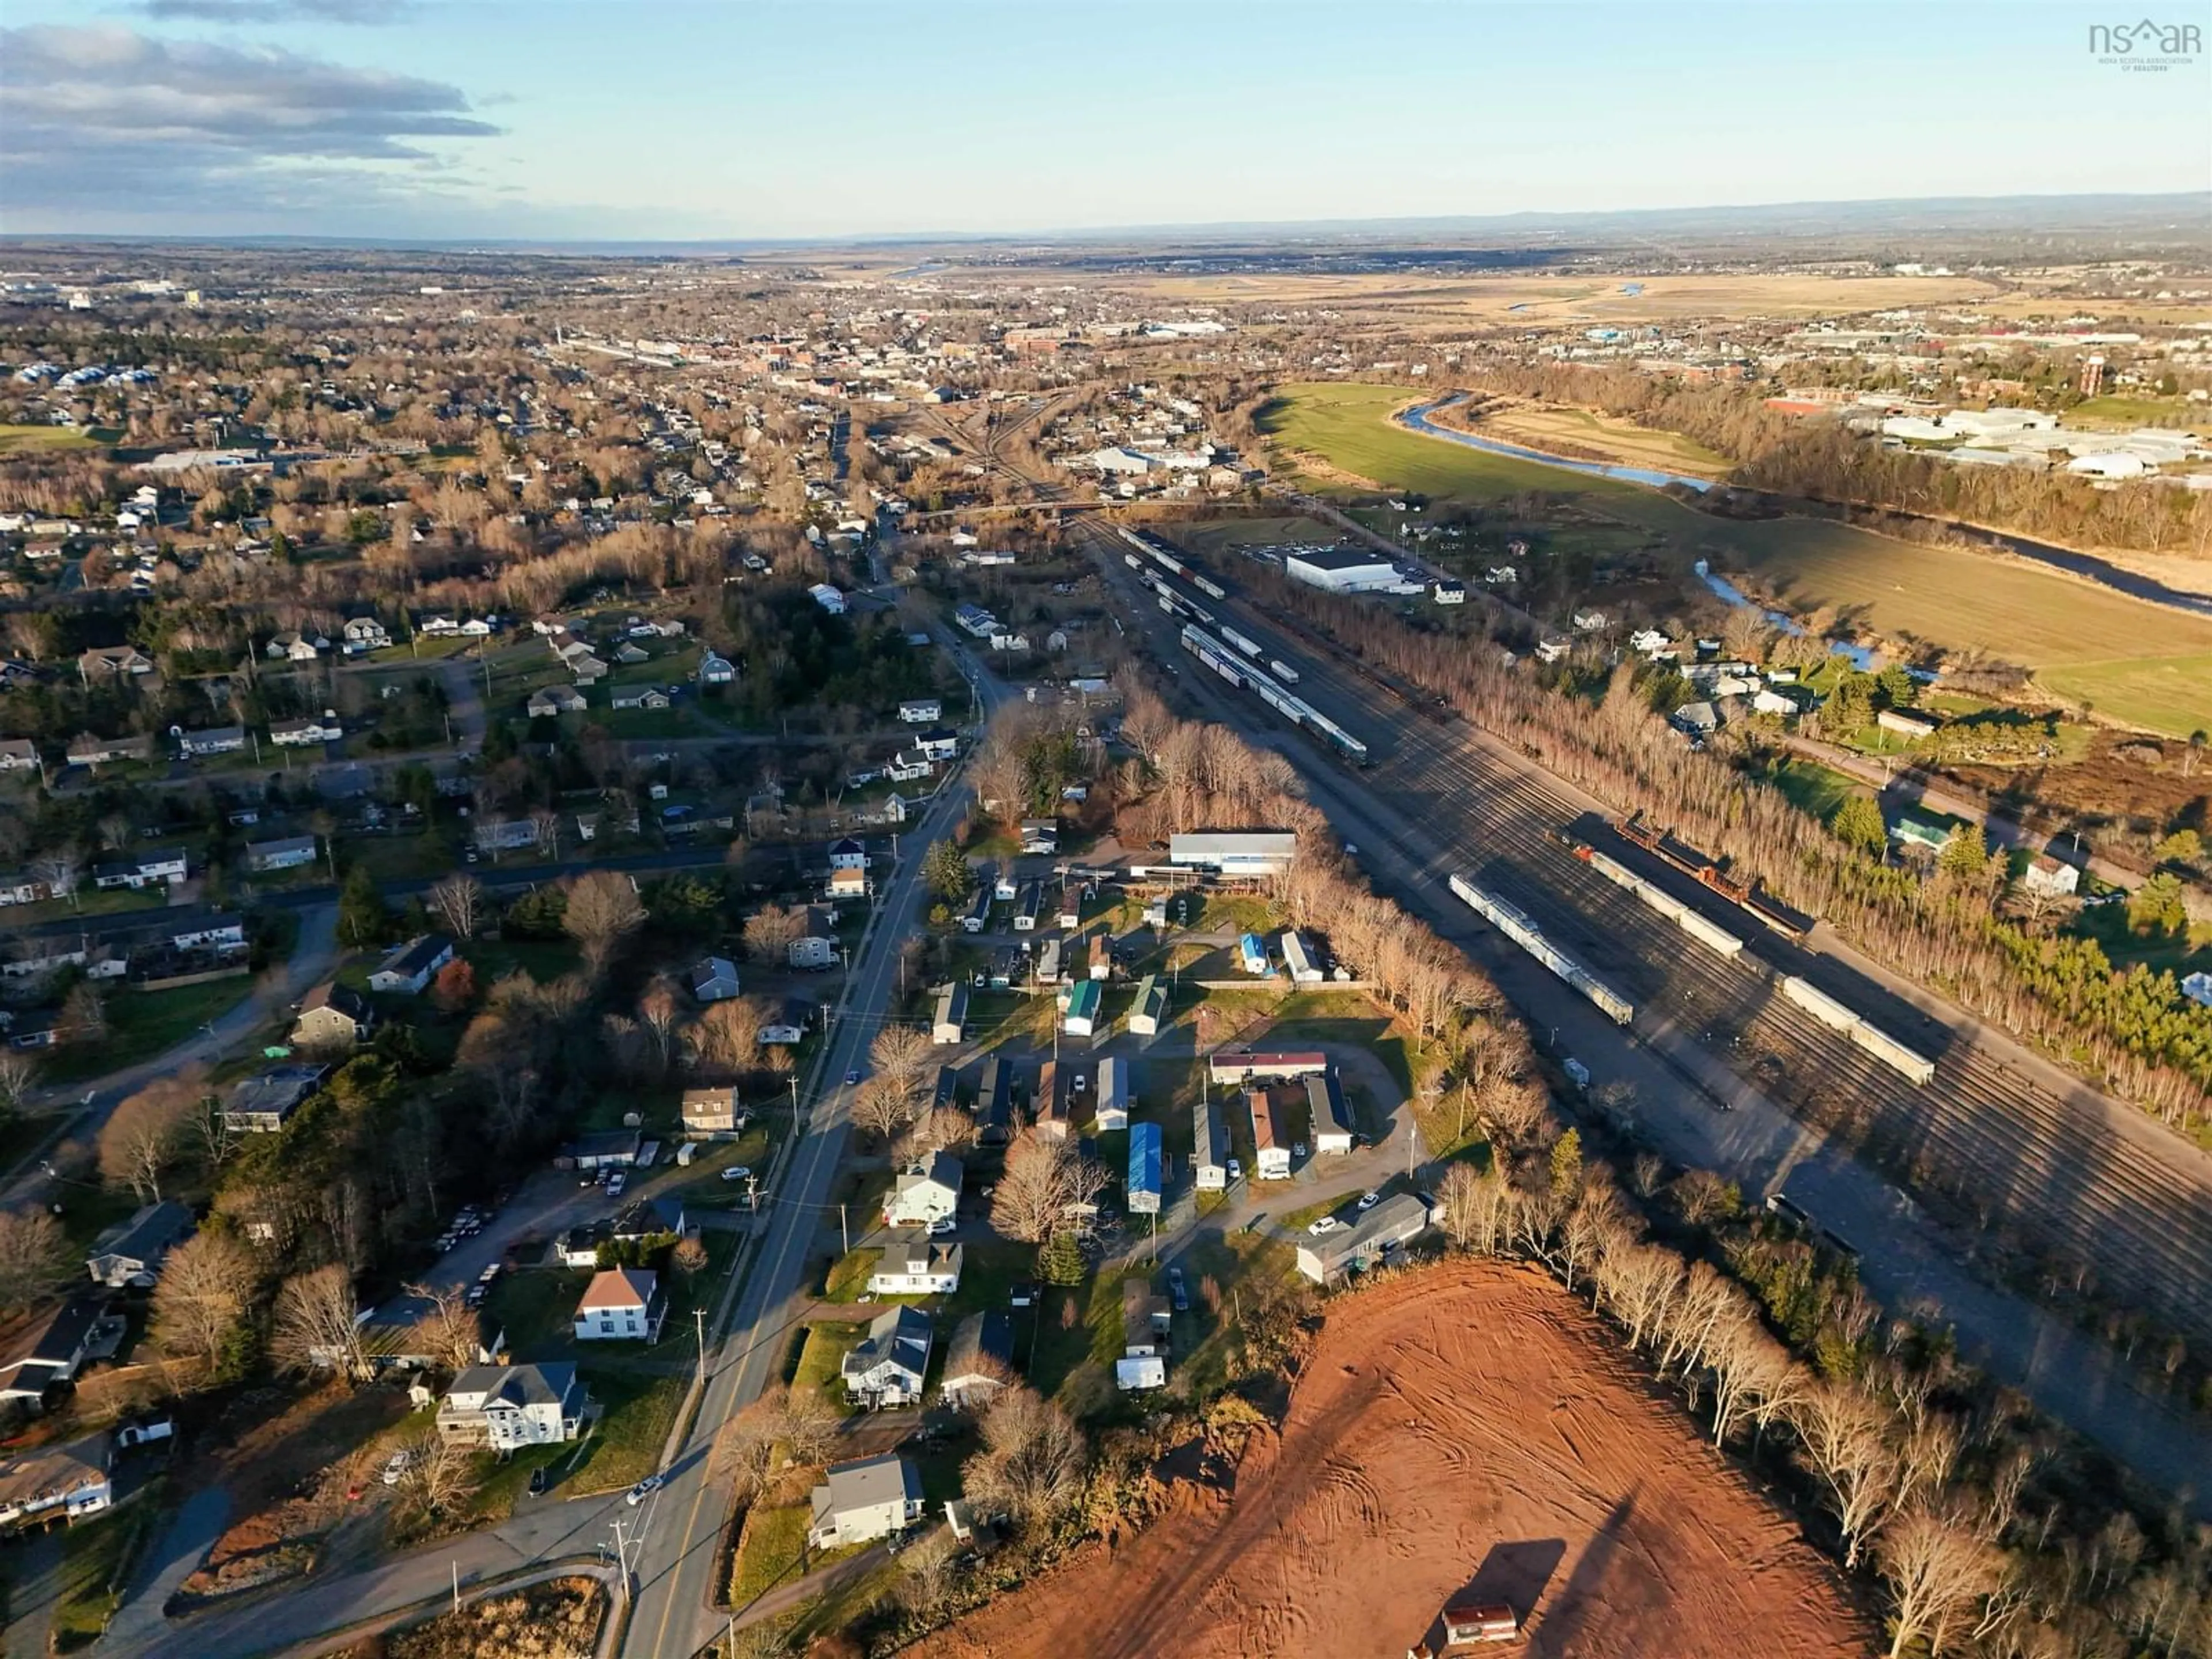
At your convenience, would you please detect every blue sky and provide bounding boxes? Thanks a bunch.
[2,1,2206,240]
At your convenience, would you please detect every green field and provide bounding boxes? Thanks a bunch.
[1262,382,2212,736]
[2039,653,2212,739]
[0,423,98,453]
[1171,514,1343,557]
[2070,395,2196,427]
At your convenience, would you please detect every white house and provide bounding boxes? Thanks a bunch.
[93,848,188,890]
[787,908,839,970]
[698,652,736,685]
[573,1268,662,1343]
[247,835,318,873]
[940,1311,1016,1410]
[1307,1071,1355,1155]
[867,1241,963,1297]
[1279,930,1324,984]
[840,1305,931,1408]
[808,1454,925,1549]
[931,980,968,1045]
[177,726,246,758]
[341,617,390,653]
[1296,1193,1433,1285]
[435,1362,585,1450]
[827,837,868,872]
[883,1153,963,1228]
[808,583,847,615]
[1192,1097,1226,1190]
[1094,1056,1130,1131]
[1248,1090,1293,1180]
[369,934,454,995]
[0,1433,112,1528]
[897,699,942,724]
[528,685,588,719]
[2024,856,2081,899]
[270,714,342,747]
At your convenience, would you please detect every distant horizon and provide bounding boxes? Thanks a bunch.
[3,188,2207,259]
[4,2,2207,241]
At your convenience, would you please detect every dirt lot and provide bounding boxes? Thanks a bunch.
[932,1262,1868,1659]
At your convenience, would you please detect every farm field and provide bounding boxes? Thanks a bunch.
[1457,398,1731,478]
[1119,270,2006,321]
[1263,381,2212,734]
[931,1262,1866,1659]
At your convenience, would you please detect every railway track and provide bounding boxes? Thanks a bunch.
[1243,592,2212,1342]
[999,442,2212,1342]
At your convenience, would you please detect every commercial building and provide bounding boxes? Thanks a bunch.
[1168,831,1298,878]
[1285,546,1402,594]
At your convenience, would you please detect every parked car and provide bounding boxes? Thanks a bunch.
[1307,1217,1341,1236]
[607,1172,627,1198]
[721,1165,753,1183]
[844,1069,861,1086]
[1226,1158,1243,1183]
[927,1216,956,1237]
[529,1465,550,1497]
[1357,1190,1381,1211]
[1166,1266,1188,1311]
[626,1475,664,1506]
[381,1450,412,1486]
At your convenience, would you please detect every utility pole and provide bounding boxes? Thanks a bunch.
[451,1559,460,1616]
[839,1203,850,1255]
[694,1307,707,1380]
[745,1172,759,1214]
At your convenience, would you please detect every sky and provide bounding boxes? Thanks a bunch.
[1,0,2207,243]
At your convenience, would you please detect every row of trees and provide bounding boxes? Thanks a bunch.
[1253,567,2212,1123]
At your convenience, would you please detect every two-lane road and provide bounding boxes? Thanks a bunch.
[618,642,1005,1659]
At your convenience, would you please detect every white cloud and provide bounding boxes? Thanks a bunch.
[140,0,415,22]
[0,24,497,225]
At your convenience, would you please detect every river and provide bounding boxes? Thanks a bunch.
[1395,395,2212,619]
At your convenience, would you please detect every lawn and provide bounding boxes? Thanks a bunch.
[791,1324,864,1415]
[0,423,98,452]
[41,976,258,1084]
[1761,757,1863,821]
[2039,653,2212,738]
[1262,381,2212,735]
[570,1368,685,1493]
[1171,514,1343,557]
[729,1503,813,1607]
[0,885,169,928]
[821,1247,882,1302]
[484,1267,585,1355]
[47,1506,132,1651]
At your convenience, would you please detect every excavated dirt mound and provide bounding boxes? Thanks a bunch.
[929,1262,1869,1659]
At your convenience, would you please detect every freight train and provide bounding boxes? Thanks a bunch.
[1449,874,1635,1025]
[1616,814,1816,941]
[1179,624,1369,765]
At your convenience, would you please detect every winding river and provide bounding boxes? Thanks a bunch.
[1395,395,2212,619]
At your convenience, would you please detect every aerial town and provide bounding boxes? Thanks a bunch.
[1,7,2210,1659]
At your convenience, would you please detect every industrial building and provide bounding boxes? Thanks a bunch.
[1168,831,1299,877]
[1284,546,1402,594]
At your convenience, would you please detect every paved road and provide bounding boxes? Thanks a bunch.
[618,641,1003,1659]
[0,903,340,1207]
[1082,529,2212,1514]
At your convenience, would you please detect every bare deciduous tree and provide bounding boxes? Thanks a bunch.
[869,1024,934,1096]
[960,1385,1086,1532]
[1792,1379,1902,1569]
[99,1073,203,1202]
[897,1529,960,1622]
[563,870,646,967]
[270,1263,367,1382]
[741,903,807,964]
[427,873,484,941]
[151,1232,258,1370]
[691,996,767,1075]
[852,1076,917,1144]
[403,1282,490,1372]
[990,1134,1106,1244]
[0,1051,38,1115]
[398,1430,482,1521]
[1877,1506,2002,1659]
[0,1209,69,1315]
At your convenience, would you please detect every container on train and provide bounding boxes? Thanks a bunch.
[1268,659,1300,684]
[1780,975,1858,1033]
[1849,1024,1936,1086]
[1677,911,1745,959]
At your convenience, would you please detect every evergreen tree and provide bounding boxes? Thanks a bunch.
[1830,795,1888,858]
[1036,1229,1086,1287]
[337,865,392,948]
[922,839,975,904]
[1548,1128,1583,1198]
